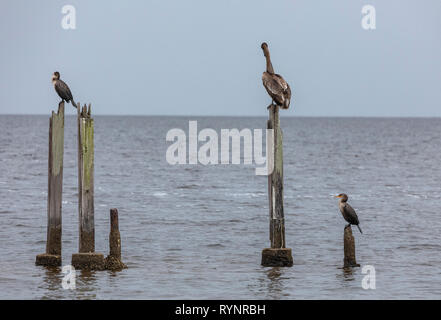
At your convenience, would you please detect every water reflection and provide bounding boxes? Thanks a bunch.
[38,266,100,299]
[342,266,355,281]
[73,270,99,299]
[40,267,63,299]
[264,267,285,299]
[336,266,357,287]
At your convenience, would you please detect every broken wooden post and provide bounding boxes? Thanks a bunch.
[109,209,121,259]
[36,102,65,267]
[344,226,360,268]
[261,104,293,267]
[72,103,105,270]
[105,208,127,270]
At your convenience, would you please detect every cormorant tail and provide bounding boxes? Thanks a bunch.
[71,99,77,109]
[357,225,363,234]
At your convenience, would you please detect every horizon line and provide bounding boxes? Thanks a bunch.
[1,113,441,119]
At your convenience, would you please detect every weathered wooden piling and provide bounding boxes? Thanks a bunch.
[261,104,293,267]
[77,104,95,253]
[36,103,65,267]
[109,209,121,259]
[71,103,105,270]
[343,226,360,268]
[105,208,127,270]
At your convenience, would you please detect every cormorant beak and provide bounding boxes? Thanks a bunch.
[334,195,341,198]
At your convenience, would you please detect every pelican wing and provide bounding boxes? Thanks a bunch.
[262,73,282,95]
[262,72,284,105]
[284,83,291,108]
[274,74,289,91]
[275,74,291,109]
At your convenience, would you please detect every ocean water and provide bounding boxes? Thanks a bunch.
[0,115,440,299]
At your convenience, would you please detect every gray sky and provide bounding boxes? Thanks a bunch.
[0,0,440,116]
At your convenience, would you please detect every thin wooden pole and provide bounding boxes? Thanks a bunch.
[109,208,121,259]
[269,105,286,248]
[36,102,64,267]
[267,118,273,245]
[261,104,293,267]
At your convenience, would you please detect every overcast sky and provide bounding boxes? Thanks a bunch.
[0,0,440,116]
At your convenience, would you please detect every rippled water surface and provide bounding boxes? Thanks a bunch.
[1,115,441,299]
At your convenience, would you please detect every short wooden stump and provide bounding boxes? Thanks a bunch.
[343,226,360,268]
[261,248,293,267]
[35,254,61,267]
[71,252,106,271]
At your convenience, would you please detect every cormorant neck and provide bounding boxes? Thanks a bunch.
[264,49,275,74]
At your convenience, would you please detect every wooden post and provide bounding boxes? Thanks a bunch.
[261,105,293,267]
[105,208,127,270]
[77,104,95,253]
[344,226,360,268]
[109,209,121,259]
[36,102,65,267]
[72,103,105,270]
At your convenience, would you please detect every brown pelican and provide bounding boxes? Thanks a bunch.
[261,42,291,109]
[52,71,76,108]
[335,193,363,233]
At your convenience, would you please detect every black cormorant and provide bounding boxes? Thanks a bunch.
[261,42,291,110]
[335,193,363,234]
[52,71,76,108]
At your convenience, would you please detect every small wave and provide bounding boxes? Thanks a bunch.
[30,172,43,176]
[177,184,199,189]
[153,192,167,197]
[397,243,441,251]
[206,243,225,248]
[227,192,263,198]
[406,194,427,199]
